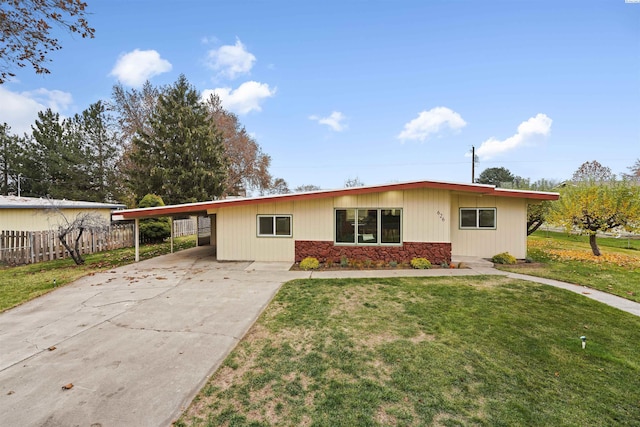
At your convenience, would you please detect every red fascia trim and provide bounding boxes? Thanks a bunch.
[492,189,560,200]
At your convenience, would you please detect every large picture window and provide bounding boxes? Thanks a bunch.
[257,215,292,237]
[335,208,401,245]
[459,208,496,229]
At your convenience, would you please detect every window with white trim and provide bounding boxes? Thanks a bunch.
[459,208,496,229]
[257,215,292,237]
[335,208,401,245]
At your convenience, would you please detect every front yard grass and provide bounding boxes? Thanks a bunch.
[178,276,640,426]
[497,231,640,303]
[0,235,196,312]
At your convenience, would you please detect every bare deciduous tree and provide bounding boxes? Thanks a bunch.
[204,94,273,196]
[294,184,321,192]
[344,177,365,188]
[571,160,614,182]
[266,178,290,195]
[624,159,640,182]
[0,0,95,83]
[47,204,109,265]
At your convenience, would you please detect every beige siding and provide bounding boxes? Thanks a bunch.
[215,204,294,261]
[216,205,253,260]
[450,195,527,258]
[333,191,404,209]
[0,208,114,231]
[402,188,450,242]
[294,198,334,240]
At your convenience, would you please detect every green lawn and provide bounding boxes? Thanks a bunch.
[497,231,640,303]
[0,235,195,312]
[178,276,640,426]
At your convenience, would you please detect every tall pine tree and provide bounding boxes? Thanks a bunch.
[0,123,22,195]
[73,101,120,202]
[130,75,227,205]
[27,109,68,198]
[26,109,91,199]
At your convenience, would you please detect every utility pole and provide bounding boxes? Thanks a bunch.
[17,173,21,197]
[471,146,475,183]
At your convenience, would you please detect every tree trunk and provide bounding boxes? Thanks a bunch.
[58,228,85,265]
[589,234,601,256]
[527,219,544,236]
[72,227,86,265]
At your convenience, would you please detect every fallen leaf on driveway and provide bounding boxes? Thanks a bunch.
[48,346,56,351]
[62,383,74,390]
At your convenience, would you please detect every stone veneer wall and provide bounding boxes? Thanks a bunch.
[295,241,451,265]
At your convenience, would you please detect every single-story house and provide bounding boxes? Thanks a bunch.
[0,196,126,231]
[112,179,559,264]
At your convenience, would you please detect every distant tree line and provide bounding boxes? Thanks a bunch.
[0,74,288,207]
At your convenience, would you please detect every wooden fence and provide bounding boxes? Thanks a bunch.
[0,224,135,265]
[0,218,199,266]
[173,218,197,237]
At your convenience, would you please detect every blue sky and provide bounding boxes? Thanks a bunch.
[1,0,638,190]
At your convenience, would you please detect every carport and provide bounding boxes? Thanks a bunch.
[112,201,217,262]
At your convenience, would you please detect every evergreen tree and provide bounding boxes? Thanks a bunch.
[27,109,66,197]
[25,109,88,199]
[0,123,22,195]
[111,81,162,206]
[75,101,120,202]
[138,194,171,243]
[130,75,227,204]
[476,167,515,187]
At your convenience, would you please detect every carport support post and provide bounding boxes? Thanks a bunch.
[195,216,199,247]
[170,218,174,254]
[134,218,140,262]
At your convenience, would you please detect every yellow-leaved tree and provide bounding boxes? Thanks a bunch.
[548,179,640,256]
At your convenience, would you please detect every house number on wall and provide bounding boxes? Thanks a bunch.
[436,210,446,222]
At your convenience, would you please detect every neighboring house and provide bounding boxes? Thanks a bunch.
[113,179,558,263]
[0,196,126,231]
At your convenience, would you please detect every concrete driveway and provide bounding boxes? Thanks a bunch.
[0,246,308,427]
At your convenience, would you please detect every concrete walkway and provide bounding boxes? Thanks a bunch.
[1,249,638,427]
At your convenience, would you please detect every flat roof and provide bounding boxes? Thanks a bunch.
[0,196,126,210]
[112,179,559,220]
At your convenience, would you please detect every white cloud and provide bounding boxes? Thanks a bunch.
[0,86,73,135]
[200,35,219,45]
[206,39,256,80]
[202,81,275,115]
[476,113,552,159]
[398,107,467,142]
[309,111,348,132]
[22,88,73,111]
[110,49,172,87]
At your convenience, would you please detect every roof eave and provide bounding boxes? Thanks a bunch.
[111,179,559,220]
